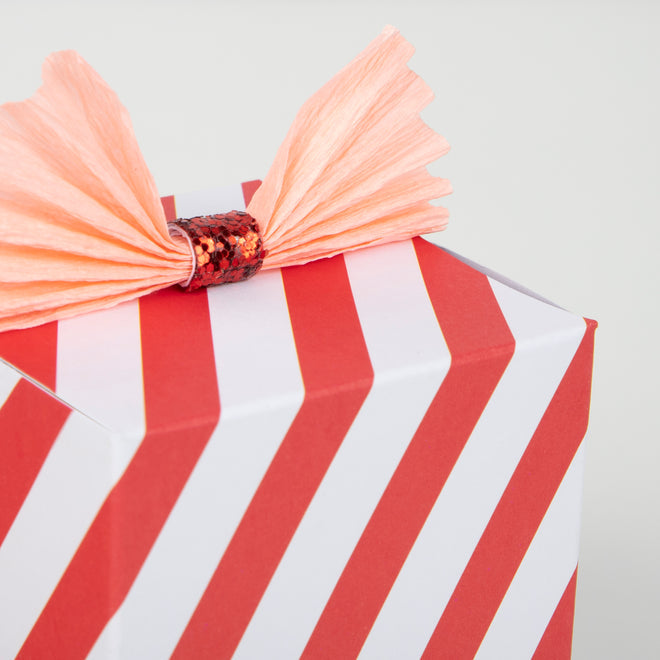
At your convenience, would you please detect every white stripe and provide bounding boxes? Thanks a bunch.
[0,361,21,407]
[0,413,119,659]
[476,443,585,659]
[359,278,586,660]
[233,240,450,660]
[89,270,305,659]
[173,182,247,217]
[56,300,145,439]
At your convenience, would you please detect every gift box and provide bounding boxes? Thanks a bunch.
[0,182,596,660]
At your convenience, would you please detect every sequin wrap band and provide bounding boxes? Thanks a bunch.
[168,211,265,292]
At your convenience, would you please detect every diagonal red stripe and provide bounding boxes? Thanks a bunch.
[241,179,261,207]
[161,194,176,221]
[17,286,220,659]
[532,569,578,659]
[302,238,515,658]
[0,323,64,545]
[0,380,70,545]
[0,322,58,391]
[172,254,373,660]
[421,319,596,659]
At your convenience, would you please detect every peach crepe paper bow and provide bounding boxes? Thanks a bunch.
[0,26,451,332]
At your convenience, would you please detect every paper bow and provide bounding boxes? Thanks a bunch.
[0,26,451,332]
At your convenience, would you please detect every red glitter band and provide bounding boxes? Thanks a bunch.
[169,212,265,292]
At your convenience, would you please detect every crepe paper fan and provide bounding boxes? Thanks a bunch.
[0,25,451,332]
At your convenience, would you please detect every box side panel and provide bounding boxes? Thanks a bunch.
[474,319,596,660]
[439,302,594,660]
[358,274,592,659]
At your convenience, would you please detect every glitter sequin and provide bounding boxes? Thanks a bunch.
[170,212,265,291]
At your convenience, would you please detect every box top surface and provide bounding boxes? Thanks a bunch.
[0,182,590,437]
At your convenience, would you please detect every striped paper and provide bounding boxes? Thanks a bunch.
[0,182,596,659]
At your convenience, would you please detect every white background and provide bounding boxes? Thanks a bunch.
[1,1,658,658]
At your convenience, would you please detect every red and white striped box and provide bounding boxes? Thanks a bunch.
[0,182,596,659]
